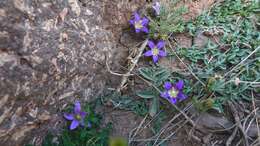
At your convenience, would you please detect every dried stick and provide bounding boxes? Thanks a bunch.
[129,111,162,145]
[155,119,190,146]
[171,104,195,127]
[224,46,260,77]
[106,59,134,77]
[152,113,184,146]
[117,39,148,92]
[226,127,238,146]
[228,101,249,146]
[129,114,148,144]
[167,39,206,87]
[251,91,260,144]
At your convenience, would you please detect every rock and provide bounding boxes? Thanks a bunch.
[0,0,146,145]
[247,124,259,138]
[180,0,215,21]
[193,31,222,48]
[11,124,37,142]
[195,113,234,132]
[68,0,81,16]
[38,111,51,121]
[175,33,192,48]
[194,31,210,48]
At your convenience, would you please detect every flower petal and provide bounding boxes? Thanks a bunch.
[74,100,81,113]
[152,55,159,63]
[157,40,165,49]
[159,50,167,57]
[144,50,153,56]
[142,17,149,25]
[134,12,140,21]
[164,82,172,90]
[170,98,177,104]
[175,80,184,90]
[141,27,149,33]
[129,20,134,25]
[64,113,74,121]
[177,91,187,101]
[135,28,141,33]
[148,40,155,49]
[70,120,79,130]
[80,111,87,118]
[160,91,169,99]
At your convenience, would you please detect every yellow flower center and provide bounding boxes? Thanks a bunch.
[134,20,143,29]
[75,114,81,120]
[152,48,159,55]
[168,88,179,98]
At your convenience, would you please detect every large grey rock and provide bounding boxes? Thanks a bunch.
[0,0,145,145]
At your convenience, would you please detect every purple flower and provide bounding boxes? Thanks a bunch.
[152,2,161,15]
[144,40,166,63]
[129,12,149,33]
[160,80,187,104]
[64,101,87,130]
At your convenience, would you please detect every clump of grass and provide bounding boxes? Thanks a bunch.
[149,0,187,40]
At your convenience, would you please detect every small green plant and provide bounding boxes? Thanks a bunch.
[149,0,187,40]
[28,103,112,146]
[137,0,259,113]
[100,90,149,116]
[181,0,259,111]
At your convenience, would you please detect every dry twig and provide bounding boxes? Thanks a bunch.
[106,59,134,77]
[129,114,148,144]
[226,127,238,146]
[228,101,249,146]
[167,39,206,87]
[155,119,190,146]
[117,39,148,92]
[224,46,260,77]
[251,91,260,145]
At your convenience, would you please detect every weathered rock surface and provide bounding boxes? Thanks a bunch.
[0,0,146,145]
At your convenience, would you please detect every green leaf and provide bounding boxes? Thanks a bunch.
[154,68,171,83]
[137,89,157,99]
[139,68,155,81]
[149,97,159,117]
[213,102,224,113]
[139,67,171,86]
[208,79,225,93]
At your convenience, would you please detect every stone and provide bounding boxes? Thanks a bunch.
[0,0,146,145]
